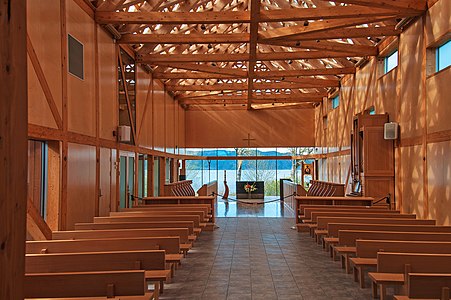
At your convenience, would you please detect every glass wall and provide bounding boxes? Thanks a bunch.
[184,147,314,197]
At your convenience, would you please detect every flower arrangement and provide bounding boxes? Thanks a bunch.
[244,182,257,193]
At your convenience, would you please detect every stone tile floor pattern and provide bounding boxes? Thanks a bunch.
[160,217,377,300]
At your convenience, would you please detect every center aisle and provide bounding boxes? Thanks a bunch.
[161,218,373,300]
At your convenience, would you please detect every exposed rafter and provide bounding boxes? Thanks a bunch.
[91,0,427,110]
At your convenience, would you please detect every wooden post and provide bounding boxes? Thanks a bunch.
[0,0,28,299]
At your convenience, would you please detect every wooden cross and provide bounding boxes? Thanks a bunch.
[242,133,256,147]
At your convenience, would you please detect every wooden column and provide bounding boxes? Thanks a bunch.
[0,0,28,299]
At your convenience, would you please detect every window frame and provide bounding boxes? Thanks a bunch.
[384,50,399,74]
[436,40,451,72]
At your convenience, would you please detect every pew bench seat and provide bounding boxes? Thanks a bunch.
[323,237,339,254]
[27,293,154,300]
[349,257,377,288]
[368,272,405,299]
[145,270,172,294]
[314,229,328,242]
[333,246,357,273]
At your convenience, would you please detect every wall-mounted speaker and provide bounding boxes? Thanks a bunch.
[384,122,398,140]
[117,125,131,142]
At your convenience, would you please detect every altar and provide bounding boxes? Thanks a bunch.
[236,181,265,199]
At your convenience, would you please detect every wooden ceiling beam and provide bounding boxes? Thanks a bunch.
[259,16,396,41]
[280,26,402,41]
[138,50,369,63]
[260,40,378,56]
[118,33,250,44]
[166,80,339,91]
[327,0,427,11]
[177,91,328,100]
[247,0,260,109]
[153,67,355,79]
[95,6,419,25]
[155,62,247,77]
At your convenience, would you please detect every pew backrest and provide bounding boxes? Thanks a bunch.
[299,204,388,215]
[338,230,451,247]
[111,210,206,221]
[406,273,451,299]
[24,270,147,298]
[95,215,201,228]
[328,223,451,237]
[377,252,451,273]
[311,212,416,223]
[52,228,190,244]
[356,240,451,258]
[317,217,436,230]
[303,207,395,220]
[26,250,166,273]
[27,236,180,254]
[122,206,209,215]
[75,221,195,235]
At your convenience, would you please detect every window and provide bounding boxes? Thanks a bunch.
[68,34,84,80]
[331,95,339,109]
[27,140,48,219]
[436,40,451,72]
[384,50,398,74]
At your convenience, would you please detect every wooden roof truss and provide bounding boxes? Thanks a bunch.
[92,0,426,110]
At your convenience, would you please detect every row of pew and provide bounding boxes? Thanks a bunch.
[297,204,451,300]
[24,202,214,299]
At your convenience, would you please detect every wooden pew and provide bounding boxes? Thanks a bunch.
[328,224,451,273]
[368,252,451,300]
[26,250,170,295]
[26,237,183,275]
[302,207,395,221]
[52,228,192,254]
[140,196,216,230]
[394,273,451,300]
[122,206,211,220]
[298,204,389,216]
[306,211,416,236]
[295,196,375,223]
[350,240,451,288]
[25,270,152,299]
[75,221,196,237]
[111,210,209,224]
[95,215,202,232]
[315,217,436,244]
[133,204,211,213]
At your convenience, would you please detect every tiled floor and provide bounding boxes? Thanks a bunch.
[160,217,374,300]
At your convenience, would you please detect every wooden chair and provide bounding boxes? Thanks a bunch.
[24,270,153,299]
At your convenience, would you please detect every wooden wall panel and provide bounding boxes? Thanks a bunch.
[153,80,165,152]
[67,0,96,136]
[315,0,450,224]
[27,0,62,128]
[136,67,152,148]
[178,104,186,151]
[98,27,117,141]
[424,0,451,46]
[399,145,424,217]
[185,108,315,147]
[99,147,112,217]
[0,0,28,297]
[165,95,175,154]
[66,143,96,229]
[427,69,451,133]
[427,141,451,225]
[399,19,424,138]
